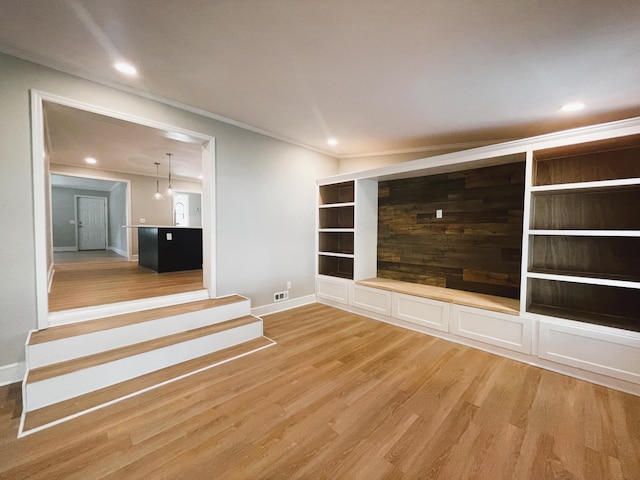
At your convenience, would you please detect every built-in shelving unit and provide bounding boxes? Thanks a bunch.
[316,118,640,395]
[318,181,355,279]
[525,134,640,332]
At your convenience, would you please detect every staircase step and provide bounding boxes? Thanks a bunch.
[28,315,258,383]
[22,336,275,434]
[24,315,263,411]
[32,296,247,344]
[28,296,250,368]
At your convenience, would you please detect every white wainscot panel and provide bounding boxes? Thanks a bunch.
[392,293,450,332]
[538,320,640,384]
[317,276,350,305]
[350,285,391,316]
[451,305,532,354]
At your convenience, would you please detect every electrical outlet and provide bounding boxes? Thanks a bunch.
[274,291,289,302]
[286,281,292,290]
[436,209,443,219]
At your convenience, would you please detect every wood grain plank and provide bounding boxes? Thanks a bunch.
[1,304,638,479]
[378,162,525,299]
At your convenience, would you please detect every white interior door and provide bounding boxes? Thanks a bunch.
[77,196,107,250]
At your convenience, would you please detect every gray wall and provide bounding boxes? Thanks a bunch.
[108,182,127,254]
[0,52,338,371]
[51,187,109,248]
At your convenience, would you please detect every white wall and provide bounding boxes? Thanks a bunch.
[0,52,338,373]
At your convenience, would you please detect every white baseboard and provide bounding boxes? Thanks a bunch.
[108,246,128,258]
[0,362,25,386]
[131,254,139,261]
[48,263,55,293]
[251,294,316,317]
[53,246,77,252]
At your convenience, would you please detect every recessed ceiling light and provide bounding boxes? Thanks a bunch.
[85,157,97,165]
[114,61,138,77]
[198,174,204,180]
[327,138,338,146]
[560,102,585,112]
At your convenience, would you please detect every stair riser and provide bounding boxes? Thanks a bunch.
[25,321,263,412]
[28,300,251,368]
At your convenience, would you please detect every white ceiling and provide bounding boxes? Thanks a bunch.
[1,0,640,157]
[44,102,203,179]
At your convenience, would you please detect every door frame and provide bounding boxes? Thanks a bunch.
[74,195,108,251]
[31,90,217,330]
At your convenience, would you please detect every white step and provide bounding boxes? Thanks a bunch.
[28,295,250,368]
[25,315,263,412]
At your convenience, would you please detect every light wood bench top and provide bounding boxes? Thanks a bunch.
[356,278,520,316]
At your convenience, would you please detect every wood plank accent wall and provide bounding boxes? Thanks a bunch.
[377,161,526,299]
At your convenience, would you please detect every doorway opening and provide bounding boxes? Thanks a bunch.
[32,90,216,329]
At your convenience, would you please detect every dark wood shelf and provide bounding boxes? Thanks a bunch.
[529,268,640,284]
[318,255,354,280]
[319,181,354,205]
[531,187,640,230]
[528,278,640,330]
[527,303,640,333]
[319,231,354,255]
[533,133,640,186]
[529,235,640,282]
[319,206,354,229]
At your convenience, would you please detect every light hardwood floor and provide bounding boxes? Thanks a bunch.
[48,260,203,312]
[1,303,639,479]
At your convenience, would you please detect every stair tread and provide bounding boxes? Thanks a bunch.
[23,336,274,432]
[28,315,260,383]
[31,296,247,345]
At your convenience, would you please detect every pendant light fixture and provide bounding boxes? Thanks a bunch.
[153,162,163,200]
[165,153,174,197]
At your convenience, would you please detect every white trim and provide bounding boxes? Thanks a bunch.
[47,264,55,294]
[48,289,210,326]
[0,362,26,386]
[53,246,77,252]
[529,229,640,237]
[520,150,534,316]
[251,294,317,317]
[108,246,128,258]
[526,271,640,289]
[31,90,217,328]
[18,337,276,437]
[318,202,355,209]
[31,91,49,330]
[318,252,354,259]
[318,228,355,233]
[531,177,640,193]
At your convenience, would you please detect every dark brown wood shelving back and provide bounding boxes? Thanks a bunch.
[319,182,354,205]
[318,255,354,279]
[319,206,354,229]
[531,187,640,230]
[534,134,640,186]
[529,236,640,282]
[528,279,640,332]
[319,232,354,255]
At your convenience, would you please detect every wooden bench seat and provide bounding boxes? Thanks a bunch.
[356,278,520,316]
